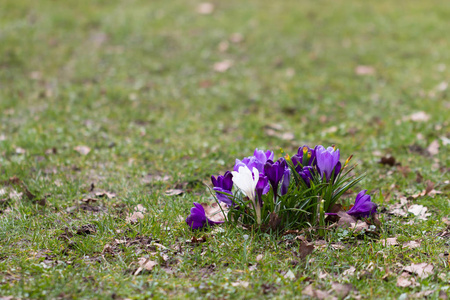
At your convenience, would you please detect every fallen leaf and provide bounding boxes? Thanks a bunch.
[427,140,440,156]
[404,263,434,279]
[284,270,296,281]
[342,266,356,277]
[231,281,250,288]
[397,165,411,177]
[201,202,228,223]
[74,145,91,155]
[230,33,244,43]
[76,224,96,235]
[256,254,264,261]
[331,282,353,298]
[380,237,398,246]
[403,240,421,249]
[408,205,431,220]
[408,111,430,122]
[197,2,214,14]
[95,191,116,199]
[126,204,147,224]
[15,147,26,154]
[397,272,417,287]
[134,257,157,275]
[302,285,337,300]
[297,241,315,259]
[213,60,233,72]
[355,65,375,75]
[165,189,184,196]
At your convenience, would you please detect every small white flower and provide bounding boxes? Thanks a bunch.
[231,165,259,201]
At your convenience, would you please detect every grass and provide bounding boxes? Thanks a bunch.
[0,0,449,298]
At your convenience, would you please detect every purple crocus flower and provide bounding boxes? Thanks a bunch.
[211,171,234,206]
[315,145,341,182]
[347,190,377,218]
[264,158,287,195]
[298,166,313,187]
[280,168,290,196]
[186,202,224,230]
[255,174,269,206]
[234,148,274,173]
[292,145,316,170]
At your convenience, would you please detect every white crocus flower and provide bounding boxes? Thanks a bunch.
[232,165,261,224]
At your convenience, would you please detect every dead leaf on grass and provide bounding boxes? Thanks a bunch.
[427,140,440,156]
[397,272,417,287]
[297,240,315,259]
[201,202,228,223]
[331,282,353,298]
[134,257,158,275]
[404,263,434,279]
[230,33,244,43]
[355,65,375,75]
[231,281,250,288]
[397,165,411,177]
[407,111,430,122]
[95,191,116,199]
[165,189,184,196]
[213,60,233,72]
[408,204,431,220]
[197,2,214,14]
[126,204,147,224]
[403,240,421,249]
[76,224,96,235]
[380,237,398,246]
[74,145,91,155]
[302,285,337,300]
[342,266,356,277]
[284,269,296,281]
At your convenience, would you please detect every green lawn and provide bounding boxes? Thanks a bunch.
[0,0,449,298]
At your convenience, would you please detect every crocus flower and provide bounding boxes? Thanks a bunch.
[298,166,313,187]
[232,165,262,224]
[291,145,316,171]
[255,174,269,206]
[231,165,259,202]
[211,171,234,206]
[264,158,287,195]
[234,148,274,173]
[280,168,290,196]
[315,145,341,182]
[347,190,377,218]
[186,202,224,230]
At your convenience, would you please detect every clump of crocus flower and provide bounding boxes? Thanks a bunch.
[186,145,377,231]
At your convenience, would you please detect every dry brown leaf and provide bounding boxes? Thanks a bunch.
[427,140,440,156]
[404,263,434,279]
[380,237,398,247]
[230,33,244,43]
[231,281,250,288]
[213,60,233,72]
[15,147,26,154]
[165,189,184,196]
[197,2,214,14]
[302,285,337,300]
[202,202,228,223]
[74,145,91,155]
[403,240,421,249]
[331,282,353,298]
[408,204,431,220]
[126,204,147,224]
[355,65,375,75]
[397,165,411,177]
[297,240,315,259]
[408,111,430,122]
[397,272,417,287]
[134,257,157,275]
[284,270,296,281]
[342,266,356,277]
